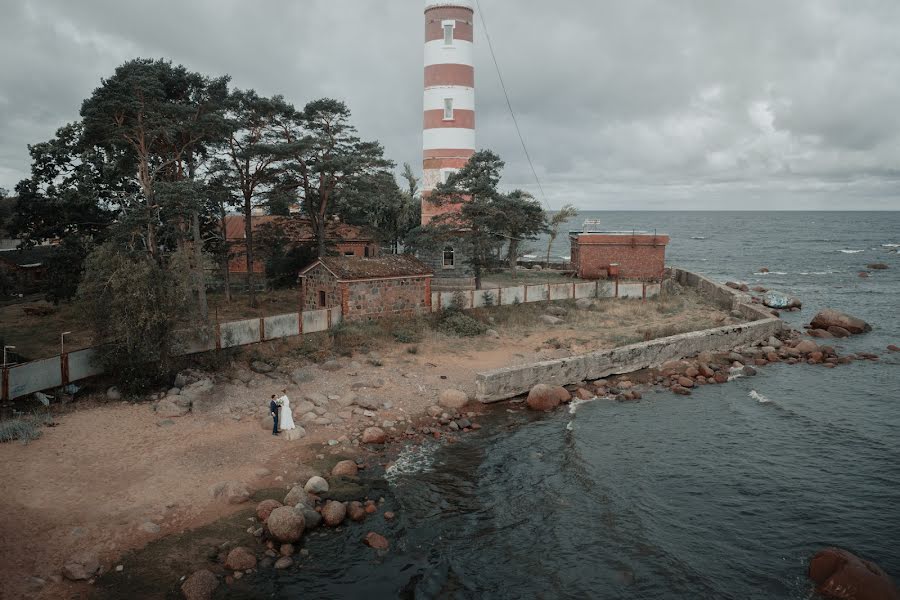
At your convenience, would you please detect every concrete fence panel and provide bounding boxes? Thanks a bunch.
[618,283,644,299]
[264,314,300,340]
[597,281,616,298]
[220,319,261,349]
[646,283,661,299]
[302,309,330,334]
[574,282,597,299]
[500,285,525,305]
[67,348,103,382]
[8,357,62,399]
[472,289,499,308]
[525,285,549,303]
[549,283,572,301]
[178,327,217,355]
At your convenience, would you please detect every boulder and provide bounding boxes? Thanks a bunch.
[866,263,889,270]
[575,298,593,310]
[181,569,219,600]
[671,385,691,396]
[808,547,899,600]
[209,481,250,504]
[290,368,315,384]
[106,386,122,401]
[266,506,306,543]
[224,547,257,571]
[331,460,358,478]
[274,556,293,569]
[763,290,801,309]
[525,384,570,411]
[320,360,342,372]
[233,369,253,384]
[540,315,564,325]
[485,328,500,339]
[300,506,322,530]
[810,309,872,335]
[354,396,382,410]
[156,399,189,418]
[347,501,366,522]
[546,305,568,316]
[284,485,313,507]
[808,329,834,339]
[282,427,306,441]
[362,427,387,444]
[795,340,819,354]
[438,389,469,410]
[293,400,315,415]
[250,360,274,374]
[279,544,295,556]
[677,377,695,389]
[62,550,100,581]
[888,344,900,352]
[322,500,347,527]
[305,392,329,407]
[827,326,851,338]
[256,499,283,522]
[364,532,389,550]
[304,476,329,494]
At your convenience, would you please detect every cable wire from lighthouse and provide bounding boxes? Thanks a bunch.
[473,0,550,210]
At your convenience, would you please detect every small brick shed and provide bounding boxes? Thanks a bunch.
[570,231,670,281]
[298,255,433,321]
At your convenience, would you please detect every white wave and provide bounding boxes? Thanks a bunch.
[749,390,772,404]
[691,236,706,240]
[566,421,574,431]
[759,271,788,275]
[560,255,571,261]
[798,271,832,276]
[384,443,438,484]
[568,396,596,414]
[839,249,864,254]
[881,244,899,248]
[522,254,537,259]
[728,367,745,381]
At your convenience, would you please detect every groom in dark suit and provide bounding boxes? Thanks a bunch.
[270,394,280,435]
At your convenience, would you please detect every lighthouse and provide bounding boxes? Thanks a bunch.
[421,0,477,289]
[422,0,476,225]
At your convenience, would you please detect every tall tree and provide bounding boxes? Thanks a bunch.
[337,170,420,254]
[279,99,392,258]
[211,89,295,307]
[80,58,229,260]
[546,204,578,267]
[492,190,547,274]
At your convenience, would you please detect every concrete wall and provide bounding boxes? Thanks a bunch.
[574,282,597,299]
[302,309,331,334]
[67,348,103,382]
[474,268,786,403]
[8,357,62,399]
[618,282,644,299]
[220,319,261,349]
[525,285,549,302]
[549,283,572,301]
[500,285,525,305]
[265,314,300,340]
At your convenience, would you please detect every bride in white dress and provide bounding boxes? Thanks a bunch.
[278,392,296,431]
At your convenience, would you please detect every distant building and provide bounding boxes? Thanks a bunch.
[0,246,55,295]
[569,228,670,281]
[419,0,477,290]
[298,255,433,321]
[223,215,379,277]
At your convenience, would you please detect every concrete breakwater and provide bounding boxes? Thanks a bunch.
[475,268,785,403]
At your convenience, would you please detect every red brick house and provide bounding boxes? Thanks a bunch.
[298,255,433,320]
[224,215,379,276]
[570,231,670,281]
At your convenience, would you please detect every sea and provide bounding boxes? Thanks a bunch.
[246,212,900,599]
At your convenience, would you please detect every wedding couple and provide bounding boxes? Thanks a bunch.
[269,390,295,435]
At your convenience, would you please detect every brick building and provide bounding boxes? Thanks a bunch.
[224,215,379,277]
[570,231,670,281]
[0,246,54,295]
[298,255,433,321]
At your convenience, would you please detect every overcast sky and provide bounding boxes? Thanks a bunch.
[1,0,898,209]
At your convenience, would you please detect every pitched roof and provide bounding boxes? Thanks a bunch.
[0,245,55,268]
[223,215,375,243]
[302,255,433,280]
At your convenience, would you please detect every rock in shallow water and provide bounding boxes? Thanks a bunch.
[808,547,899,600]
[810,309,872,335]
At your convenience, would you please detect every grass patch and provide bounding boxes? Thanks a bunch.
[0,411,53,444]
[436,312,489,338]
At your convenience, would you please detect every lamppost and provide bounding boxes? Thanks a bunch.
[2,345,15,367]
[60,331,72,356]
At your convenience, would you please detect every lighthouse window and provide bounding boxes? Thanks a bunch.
[443,22,454,46]
[443,97,454,120]
[442,246,455,268]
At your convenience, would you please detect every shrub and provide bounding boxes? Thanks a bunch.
[481,291,495,307]
[0,412,52,444]
[449,290,468,313]
[437,312,488,338]
[391,319,425,344]
[407,345,419,355]
[332,321,381,355]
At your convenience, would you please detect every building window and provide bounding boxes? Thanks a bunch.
[440,168,459,184]
[318,290,326,307]
[443,22,454,46]
[443,97,454,120]
[443,246,455,268]
[364,246,371,257]
[344,251,355,256]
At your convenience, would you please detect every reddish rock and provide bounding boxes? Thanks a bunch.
[280,544,295,556]
[713,372,729,384]
[256,499,283,523]
[809,351,824,363]
[808,547,899,600]
[362,427,387,444]
[766,352,780,363]
[685,366,699,378]
[331,460,359,478]
[526,384,571,411]
[632,390,643,400]
[224,547,257,571]
[181,569,219,600]
[758,268,770,273]
[752,286,768,293]
[574,388,594,400]
[795,340,819,354]
[698,365,715,378]
[808,328,834,339]
[827,326,851,338]
[364,532,389,550]
[859,271,870,278]
[676,376,695,388]
[810,309,872,335]
[266,506,306,543]
[364,503,377,515]
[754,359,768,367]
[672,385,692,396]
[348,501,366,522]
[888,344,899,352]
[384,511,396,521]
[322,501,347,527]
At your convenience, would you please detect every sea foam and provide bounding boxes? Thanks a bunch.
[749,390,773,404]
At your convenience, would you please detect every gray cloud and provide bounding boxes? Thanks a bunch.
[1,0,898,209]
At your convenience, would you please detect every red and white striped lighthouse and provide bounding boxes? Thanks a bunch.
[422,0,476,225]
